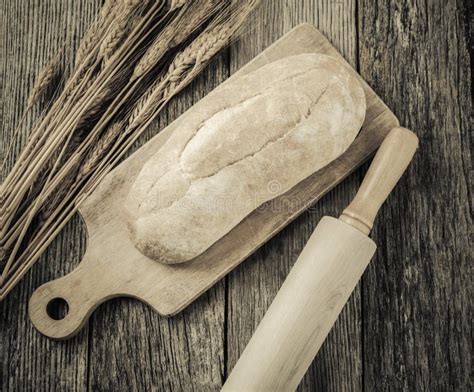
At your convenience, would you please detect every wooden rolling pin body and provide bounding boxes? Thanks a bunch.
[222,127,418,391]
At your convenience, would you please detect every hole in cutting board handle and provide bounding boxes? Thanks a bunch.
[29,255,108,338]
[46,297,69,320]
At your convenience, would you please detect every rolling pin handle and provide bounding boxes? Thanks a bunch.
[340,127,419,234]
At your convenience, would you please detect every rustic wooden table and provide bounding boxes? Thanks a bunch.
[1,1,471,391]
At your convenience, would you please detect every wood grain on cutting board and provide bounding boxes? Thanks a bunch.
[1,1,471,391]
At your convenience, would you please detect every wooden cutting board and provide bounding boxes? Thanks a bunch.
[29,24,399,339]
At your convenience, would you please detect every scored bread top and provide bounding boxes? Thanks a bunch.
[125,53,366,264]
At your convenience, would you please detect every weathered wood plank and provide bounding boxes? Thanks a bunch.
[226,1,364,391]
[359,0,472,390]
[86,51,229,392]
[0,0,102,390]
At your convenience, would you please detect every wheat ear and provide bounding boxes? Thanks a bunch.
[27,52,63,108]
[99,0,146,63]
[74,0,118,68]
[170,0,188,11]
[132,0,223,80]
[128,27,232,129]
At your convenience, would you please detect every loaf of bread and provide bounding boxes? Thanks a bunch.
[125,53,366,264]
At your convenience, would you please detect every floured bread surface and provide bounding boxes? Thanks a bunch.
[126,53,366,264]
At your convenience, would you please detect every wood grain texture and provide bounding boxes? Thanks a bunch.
[1,0,472,391]
[358,0,472,390]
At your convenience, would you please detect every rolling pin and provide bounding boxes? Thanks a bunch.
[222,126,418,391]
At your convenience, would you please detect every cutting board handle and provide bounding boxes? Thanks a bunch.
[340,127,418,234]
[28,252,111,339]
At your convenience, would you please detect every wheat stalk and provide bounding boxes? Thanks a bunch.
[1,0,164,196]
[2,0,165,198]
[130,23,236,129]
[1,0,166,242]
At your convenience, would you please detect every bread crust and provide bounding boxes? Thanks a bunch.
[125,54,366,264]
